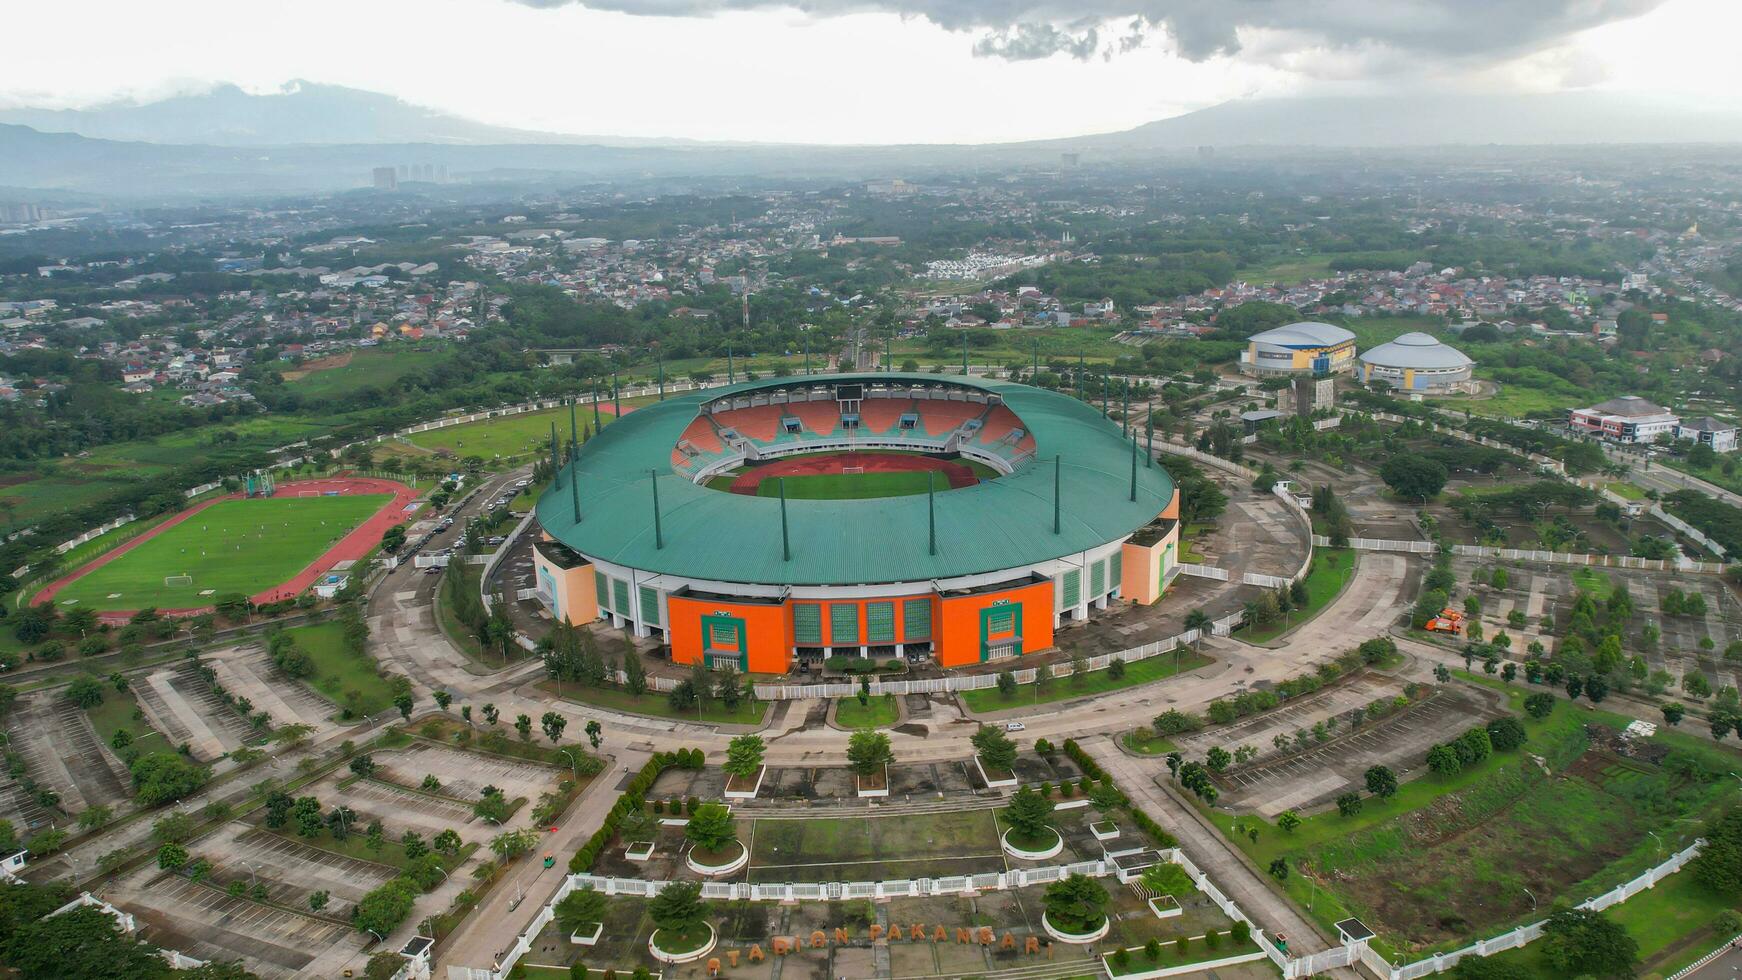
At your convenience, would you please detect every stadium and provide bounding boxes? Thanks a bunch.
[532,373,1180,673]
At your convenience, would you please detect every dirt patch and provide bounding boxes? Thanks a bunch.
[281,352,352,381]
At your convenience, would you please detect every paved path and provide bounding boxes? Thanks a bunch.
[1087,739,1360,978]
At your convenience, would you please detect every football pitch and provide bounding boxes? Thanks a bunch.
[52,494,389,610]
[754,471,936,500]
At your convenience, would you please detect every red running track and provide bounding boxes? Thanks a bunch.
[32,476,419,621]
[727,451,979,495]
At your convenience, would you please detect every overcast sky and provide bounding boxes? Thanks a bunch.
[2,0,1740,144]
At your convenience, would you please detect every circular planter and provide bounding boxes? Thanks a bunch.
[685,838,748,876]
[1042,911,1110,945]
[650,923,718,964]
[1001,827,1064,861]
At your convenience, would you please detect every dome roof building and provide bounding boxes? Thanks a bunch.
[1358,332,1475,391]
[1239,321,1358,377]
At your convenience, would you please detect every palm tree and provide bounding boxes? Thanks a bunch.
[1183,609,1210,647]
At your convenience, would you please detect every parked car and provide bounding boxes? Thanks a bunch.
[1005,722,1026,732]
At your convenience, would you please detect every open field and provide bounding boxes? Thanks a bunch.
[747,809,1005,882]
[406,396,654,460]
[280,620,401,718]
[285,347,446,397]
[46,494,387,611]
[1209,675,1741,958]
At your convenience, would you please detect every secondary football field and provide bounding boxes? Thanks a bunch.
[50,494,389,611]
[753,471,937,499]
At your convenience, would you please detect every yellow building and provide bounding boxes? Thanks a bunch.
[1239,322,1357,377]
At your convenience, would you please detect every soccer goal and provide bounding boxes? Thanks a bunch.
[298,490,321,498]
[842,466,865,475]
[164,574,194,588]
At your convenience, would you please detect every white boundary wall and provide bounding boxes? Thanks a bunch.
[1314,535,1726,574]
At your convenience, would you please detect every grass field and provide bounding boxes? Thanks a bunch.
[51,495,388,611]
[755,471,935,500]
[1571,567,1614,600]
[834,695,899,728]
[85,685,170,759]
[960,647,1212,713]
[286,348,447,398]
[407,397,654,461]
[281,620,400,719]
[1209,674,1740,958]
[1606,481,1647,501]
[1234,253,1335,286]
[1233,548,1355,644]
[747,810,1003,882]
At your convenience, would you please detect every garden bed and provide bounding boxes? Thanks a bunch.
[856,765,889,798]
[1001,826,1064,861]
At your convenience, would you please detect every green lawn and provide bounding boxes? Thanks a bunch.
[52,495,388,611]
[1208,673,1740,958]
[1234,252,1335,286]
[287,348,447,399]
[539,679,767,725]
[1606,481,1647,501]
[1233,548,1355,643]
[407,397,654,461]
[1657,455,1742,497]
[755,470,935,500]
[255,822,477,874]
[1121,730,1176,756]
[85,685,171,759]
[1469,870,1739,979]
[748,810,1001,876]
[1571,567,1615,600]
[281,621,400,718]
[834,695,899,728]
[960,648,1212,713]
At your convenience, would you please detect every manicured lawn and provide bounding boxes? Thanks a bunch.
[1206,673,1741,958]
[835,695,899,728]
[1106,934,1263,975]
[1121,730,1176,756]
[755,470,935,499]
[281,621,400,718]
[748,810,1001,876]
[538,679,767,725]
[1606,481,1647,501]
[52,494,388,611]
[961,648,1212,713]
[1232,548,1355,643]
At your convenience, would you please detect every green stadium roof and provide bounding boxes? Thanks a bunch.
[536,373,1173,586]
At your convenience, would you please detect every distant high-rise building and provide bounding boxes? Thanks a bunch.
[372,167,398,191]
[1060,152,1079,168]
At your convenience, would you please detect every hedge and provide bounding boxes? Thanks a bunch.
[569,746,704,873]
[1063,738,1177,848]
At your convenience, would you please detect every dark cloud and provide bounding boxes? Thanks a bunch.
[507,0,1667,65]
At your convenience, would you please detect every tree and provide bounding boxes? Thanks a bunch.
[157,842,189,871]
[402,831,428,860]
[585,719,603,750]
[433,690,452,712]
[129,752,210,806]
[1004,786,1055,845]
[1153,710,1202,735]
[541,711,567,744]
[514,713,533,742]
[349,754,378,779]
[354,878,419,938]
[1041,873,1108,934]
[1524,692,1556,719]
[971,725,1018,772]
[292,796,323,837]
[1662,702,1686,726]
[1205,746,1232,773]
[1268,857,1289,880]
[393,692,414,721]
[649,880,706,941]
[846,729,893,775]
[482,703,500,727]
[64,675,105,708]
[1336,792,1363,817]
[309,890,330,912]
[3,905,171,980]
[996,670,1018,699]
[723,734,765,779]
[684,803,737,852]
[434,829,463,856]
[1379,455,1449,501]
[1426,743,1462,776]
[1541,907,1637,978]
[474,786,512,824]
[1691,807,1742,893]
[1277,810,1302,833]
[1485,716,1527,751]
[1450,956,1531,980]
[1364,765,1398,799]
[556,885,609,936]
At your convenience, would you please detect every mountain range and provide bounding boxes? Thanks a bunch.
[4,83,1742,198]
